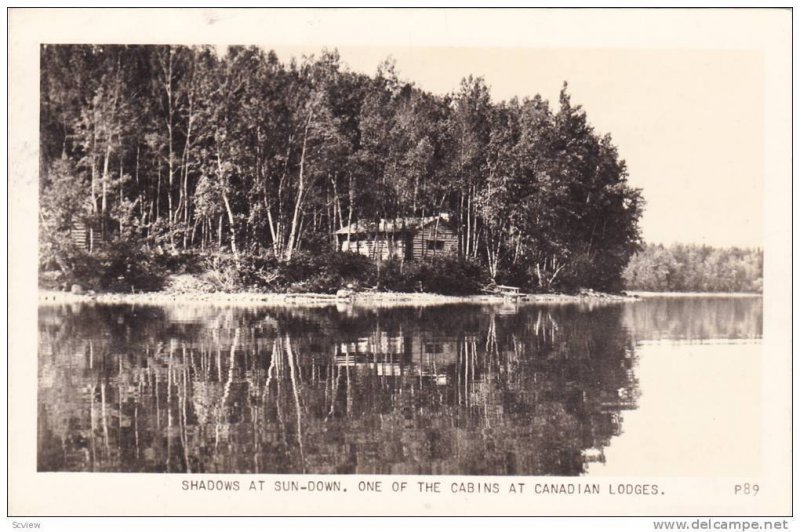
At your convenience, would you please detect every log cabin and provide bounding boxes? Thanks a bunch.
[334,215,458,261]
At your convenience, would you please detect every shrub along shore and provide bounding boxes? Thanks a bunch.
[39,249,642,305]
[41,250,490,296]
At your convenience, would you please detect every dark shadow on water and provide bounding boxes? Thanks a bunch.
[37,297,761,475]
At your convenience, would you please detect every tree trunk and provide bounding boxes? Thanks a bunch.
[215,152,238,257]
[90,104,98,214]
[221,191,237,256]
[217,215,223,251]
[156,165,161,221]
[466,189,472,257]
[458,192,464,257]
[284,110,314,261]
[101,143,111,216]
[166,47,175,248]
[346,171,354,247]
[265,199,280,257]
[181,92,194,249]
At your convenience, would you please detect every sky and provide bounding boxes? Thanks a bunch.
[264,45,765,249]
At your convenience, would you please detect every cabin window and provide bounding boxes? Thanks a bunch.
[425,343,444,354]
[426,239,445,251]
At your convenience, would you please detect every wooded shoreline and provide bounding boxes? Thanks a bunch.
[40,45,643,295]
[39,46,762,298]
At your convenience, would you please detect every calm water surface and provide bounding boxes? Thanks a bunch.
[38,297,762,475]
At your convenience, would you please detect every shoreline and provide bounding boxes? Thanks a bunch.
[38,289,762,307]
[626,291,763,298]
[38,289,639,307]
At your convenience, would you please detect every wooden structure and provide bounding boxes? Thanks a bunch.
[482,284,523,299]
[497,285,521,298]
[334,215,457,261]
[68,219,108,252]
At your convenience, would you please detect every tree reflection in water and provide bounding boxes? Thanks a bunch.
[38,302,643,475]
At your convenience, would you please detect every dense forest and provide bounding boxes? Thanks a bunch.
[39,44,645,294]
[623,243,762,293]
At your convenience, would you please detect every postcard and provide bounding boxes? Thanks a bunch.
[8,6,792,522]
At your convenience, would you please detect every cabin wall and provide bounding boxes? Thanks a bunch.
[337,223,457,261]
[411,225,458,260]
[339,233,406,260]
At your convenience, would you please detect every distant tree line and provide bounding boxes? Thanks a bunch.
[39,44,643,293]
[622,243,763,293]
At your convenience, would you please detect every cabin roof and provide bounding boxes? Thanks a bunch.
[334,216,451,235]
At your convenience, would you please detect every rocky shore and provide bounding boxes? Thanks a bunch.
[38,287,639,307]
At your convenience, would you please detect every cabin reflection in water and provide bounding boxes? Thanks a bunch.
[335,332,461,383]
[38,303,641,475]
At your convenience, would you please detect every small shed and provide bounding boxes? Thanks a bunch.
[334,215,458,261]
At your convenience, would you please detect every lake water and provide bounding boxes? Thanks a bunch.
[38,296,762,476]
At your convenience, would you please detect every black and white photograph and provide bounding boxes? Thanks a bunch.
[8,6,792,523]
